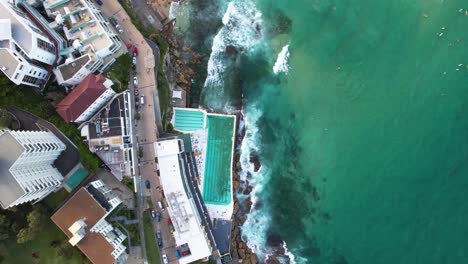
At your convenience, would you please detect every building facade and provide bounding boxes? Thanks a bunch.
[0,129,65,209]
[51,180,128,264]
[0,0,57,87]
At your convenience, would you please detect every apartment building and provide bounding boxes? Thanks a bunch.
[0,0,57,87]
[0,129,66,209]
[51,180,128,264]
[56,74,115,123]
[81,91,135,180]
[42,0,122,86]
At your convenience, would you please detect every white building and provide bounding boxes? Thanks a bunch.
[0,129,65,209]
[0,0,57,87]
[80,91,135,180]
[155,138,213,264]
[42,0,123,86]
[51,180,128,264]
[56,74,115,123]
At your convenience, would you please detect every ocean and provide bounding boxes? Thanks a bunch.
[171,0,468,263]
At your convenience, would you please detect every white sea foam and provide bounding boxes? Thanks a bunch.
[203,0,263,110]
[273,44,290,74]
[238,106,272,260]
[168,1,180,20]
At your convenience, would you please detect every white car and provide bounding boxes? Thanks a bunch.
[162,254,168,264]
[133,76,138,86]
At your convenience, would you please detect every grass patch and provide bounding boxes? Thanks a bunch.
[126,223,141,246]
[143,210,161,264]
[0,216,90,264]
[122,176,134,191]
[104,54,132,92]
[0,76,101,174]
[118,0,171,130]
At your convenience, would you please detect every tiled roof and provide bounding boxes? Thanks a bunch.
[56,74,108,122]
[51,188,115,264]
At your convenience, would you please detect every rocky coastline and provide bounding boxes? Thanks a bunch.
[149,4,269,263]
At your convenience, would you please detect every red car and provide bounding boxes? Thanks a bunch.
[132,46,138,56]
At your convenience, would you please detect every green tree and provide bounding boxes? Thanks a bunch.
[16,227,35,244]
[27,206,47,232]
[0,215,12,241]
[16,206,47,244]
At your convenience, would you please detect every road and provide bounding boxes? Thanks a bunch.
[99,0,177,263]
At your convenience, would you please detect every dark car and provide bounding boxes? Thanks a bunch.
[156,212,161,222]
[145,180,150,189]
[156,231,163,248]
[95,0,102,5]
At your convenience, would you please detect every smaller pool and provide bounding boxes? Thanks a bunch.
[66,167,88,190]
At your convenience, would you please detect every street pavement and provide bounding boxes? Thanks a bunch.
[99,0,177,263]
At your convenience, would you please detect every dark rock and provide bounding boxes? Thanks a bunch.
[254,200,263,210]
[239,216,246,225]
[243,185,253,195]
[244,198,253,212]
[266,256,281,264]
[249,153,261,172]
[266,232,284,248]
[226,45,237,55]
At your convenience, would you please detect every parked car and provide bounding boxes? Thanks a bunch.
[157,231,163,248]
[145,180,150,189]
[140,95,145,105]
[95,0,102,5]
[109,17,118,26]
[162,254,168,264]
[132,56,137,69]
[132,46,138,56]
[134,88,139,96]
[133,76,138,86]
[151,210,157,218]
[156,212,161,222]
[115,24,124,34]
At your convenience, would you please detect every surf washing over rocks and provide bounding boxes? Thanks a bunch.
[201,0,299,262]
[171,0,297,262]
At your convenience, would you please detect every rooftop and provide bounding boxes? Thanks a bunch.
[155,139,212,264]
[56,74,109,122]
[0,2,33,53]
[57,54,91,81]
[0,131,25,209]
[89,94,125,140]
[0,49,19,78]
[45,0,112,51]
[51,188,115,264]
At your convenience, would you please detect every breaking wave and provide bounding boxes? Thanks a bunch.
[202,0,263,111]
[200,0,299,262]
[273,44,290,74]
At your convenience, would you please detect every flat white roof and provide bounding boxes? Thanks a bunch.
[154,139,212,264]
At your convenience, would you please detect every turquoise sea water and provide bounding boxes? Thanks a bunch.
[173,0,468,263]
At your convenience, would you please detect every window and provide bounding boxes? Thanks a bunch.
[22,75,39,84]
[36,39,55,53]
